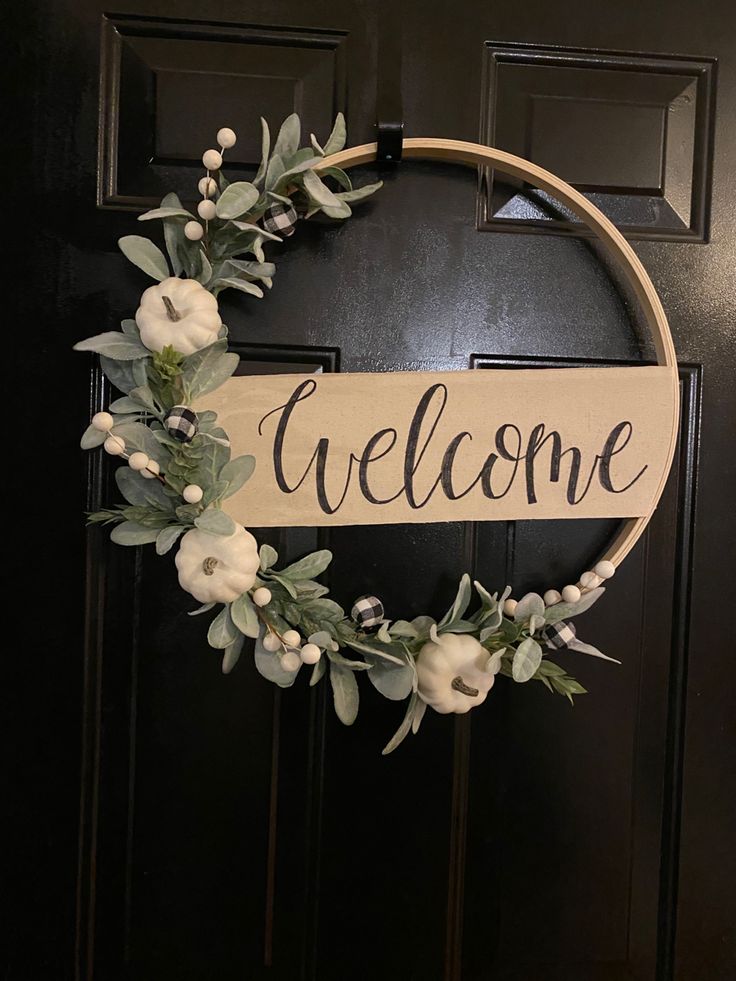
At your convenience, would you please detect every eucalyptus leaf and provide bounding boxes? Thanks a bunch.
[222,633,244,674]
[512,637,543,683]
[514,592,545,623]
[73,332,150,361]
[110,521,160,546]
[280,549,333,581]
[216,181,260,220]
[194,509,236,536]
[118,235,169,281]
[329,661,359,725]
[207,606,239,649]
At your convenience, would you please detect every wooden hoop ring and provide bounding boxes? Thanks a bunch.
[318,139,679,575]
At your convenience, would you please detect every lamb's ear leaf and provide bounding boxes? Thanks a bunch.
[329,661,359,725]
[259,544,278,571]
[382,692,418,756]
[544,587,606,625]
[80,424,107,449]
[323,112,347,155]
[512,638,543,683]
[221,633,244,674]
[110,521,160,546]
[118,236,169,281]
[254,117,271,187]
[439,573,472,627]
[272,112,301,160]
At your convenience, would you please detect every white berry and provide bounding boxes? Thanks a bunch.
[184,220,204,241]
[282,629,301,648]
[503,598,517,616]
[202,149,223,171]
[300,643,321,665]
[197,198,216,220]
[281,650,301,672]
[543,589,562,606]
[128,451,149,471]
[252,587,272,607]
[562,585,581,603]
[198,176,217,198]
[141,459,160,479]
[182,484,203,504]
[262,633,282,652]
[580,570,601,589]
[594,560,616,580]
[217,127,237,149]
[103,434,125,455]
[91,411,114,432]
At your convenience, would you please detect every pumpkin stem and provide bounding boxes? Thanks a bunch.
[161,295,181,322]
[451,676,479,697]
[202,556,218,576]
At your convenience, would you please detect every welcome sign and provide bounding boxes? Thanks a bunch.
[203,366,674,527]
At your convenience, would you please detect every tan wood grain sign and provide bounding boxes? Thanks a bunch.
[202,365,674,527]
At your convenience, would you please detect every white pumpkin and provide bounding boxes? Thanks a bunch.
[135,277,222,356]
[416,631,501,714]
[175,525,260,603]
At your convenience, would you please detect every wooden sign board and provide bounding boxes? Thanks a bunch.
[201,367,675,527]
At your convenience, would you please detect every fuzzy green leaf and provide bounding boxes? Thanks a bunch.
[329,661,359,725]
[323,113,347,156]
[219,455,256,496]
[280,549,333,581]
[207,606,239,649]
[221,633,244,674]
[194,509,236,536]
[216,181,260,220]
[110,521,160,546]
[512,637,543,683]
[74,332,150,361]
[230,592,260,639]
[118,236,169,281]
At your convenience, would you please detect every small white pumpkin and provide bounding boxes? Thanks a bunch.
[135,277,221,356]
[416,631,501,714]
[175,525,260,603]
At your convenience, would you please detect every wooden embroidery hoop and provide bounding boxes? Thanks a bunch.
[318,138,680,574]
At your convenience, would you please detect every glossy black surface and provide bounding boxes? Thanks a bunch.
[9,2,735,980]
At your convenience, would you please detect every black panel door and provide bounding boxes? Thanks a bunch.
[10,2,735,980]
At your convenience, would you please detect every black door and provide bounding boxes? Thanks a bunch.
[10,2,735,980]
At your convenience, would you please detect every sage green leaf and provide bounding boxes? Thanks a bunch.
[194,250,212,286]
[115,467,170,509]
[544,586,606,624]
[280,549,333,580]
[307,630,333,649]
[568,639,621,663]
[323,112,347,155]
[265,154,285,191]
[302,597,344,622]
[365,656,414,701]
[219,455,256,496]
[108,396,144,414]
[275,155,322,189]
[302,169,341,207]
[155,525,186,555]
[320,165,351,190]
[110,521,160,546]
[214,278,264,298]
[99,356,147,395]
[411,696,427,735]
[194,509,236,536]
[222,259,276,279]
[254,116,271,186]
[73,332,150,361]
[259,544,278,571]
[216,181,260,220]
[329,661,359,725]
[272,112,301,160]
[310,133,325,155]
[382,692,418,756]
[345,638,404,666]
[188,602,215,616]
[111,421,170,466]
[231,220,283,242]
[336,182,382,203]
[181,341,239,400]
[268,573,298,599]
[512,637,543,683]
[80,423,106,449]
[222,633,244,674]
[310,657,327,686]
[327,650,370,671]
[138,206,192,221]
[207,606,239,649]
[439,573,472,627]
[388,620,419,639]
[118,235,169,281]
[514,592,545,623]
[230,592,260,638]
[254,628,301,687]
[320,201,352,219]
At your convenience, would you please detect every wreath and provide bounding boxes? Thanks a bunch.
[76,113,622,754]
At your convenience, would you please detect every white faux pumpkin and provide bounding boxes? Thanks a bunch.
[175,525,260,603]
[416,630,501,714]
[136,277,221,356]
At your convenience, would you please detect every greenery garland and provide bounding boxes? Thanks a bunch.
[76,113,617,754]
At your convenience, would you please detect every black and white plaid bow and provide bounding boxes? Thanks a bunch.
[542,620,620,663]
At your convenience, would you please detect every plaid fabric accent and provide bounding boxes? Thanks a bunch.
[542,620,577,650]
[164,405,199,443]
[263,203,298,237]
[351,595,384,628]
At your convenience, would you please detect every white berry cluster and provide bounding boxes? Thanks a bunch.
[261,622,323,670]
[500,560,616,617]
[183,127,238,243]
